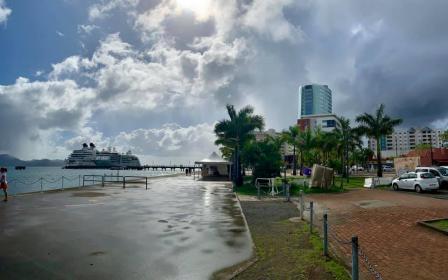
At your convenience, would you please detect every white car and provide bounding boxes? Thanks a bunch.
[383,166,394,172]
[392,172,439,193]
[350,165,364,172]
[415,167,448,188]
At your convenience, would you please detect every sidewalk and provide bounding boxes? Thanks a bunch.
[303,189,448,280]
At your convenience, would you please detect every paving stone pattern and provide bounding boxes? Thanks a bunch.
[307,189,448,280]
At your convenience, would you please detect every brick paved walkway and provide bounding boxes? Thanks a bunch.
[306,189,448,280]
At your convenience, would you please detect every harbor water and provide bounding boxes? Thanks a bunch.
[5,166,179,195]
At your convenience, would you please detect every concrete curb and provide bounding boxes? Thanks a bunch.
[212,191,258,280]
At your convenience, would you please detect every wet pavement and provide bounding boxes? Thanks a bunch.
[0,177,252,280]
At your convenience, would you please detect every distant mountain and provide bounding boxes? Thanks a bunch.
[27,159,65,167]
[0,154,64,167]
[0,154,23,166]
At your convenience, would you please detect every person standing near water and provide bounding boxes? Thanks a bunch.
[1,167,8,202]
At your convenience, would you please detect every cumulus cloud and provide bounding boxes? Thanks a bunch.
[77,24,98,35]
[88,0,139,21]
[62,123,216,164]
[242,0,303,42]
[0,0,11,24]
[0,78,95,158]
[113,123,216,157]
[2,0,448,162]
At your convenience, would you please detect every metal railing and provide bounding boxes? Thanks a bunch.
[298,193,383,280]
[124,176,149,190]
[8,175,83,193]
[8,174,150,194]
[82,175,104,187]
[83,175,149,190]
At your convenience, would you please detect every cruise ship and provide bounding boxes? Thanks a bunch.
[65,143,142,169]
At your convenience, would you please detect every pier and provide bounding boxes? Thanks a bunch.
[140,164,201,171]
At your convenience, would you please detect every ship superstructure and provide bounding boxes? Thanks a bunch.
[65,143,141,169]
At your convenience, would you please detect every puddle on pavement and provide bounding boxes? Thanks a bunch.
[89,251,106,256]
[71,192,109,197]
[354,200,396,208]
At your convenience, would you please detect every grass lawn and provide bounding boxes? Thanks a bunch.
[429,219,448,231]
[235,175,368,196]
[333,176,366,189]
[223,201,349,280]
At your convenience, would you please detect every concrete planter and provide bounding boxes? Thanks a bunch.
[364,177,394,188]
[418,218,448,235]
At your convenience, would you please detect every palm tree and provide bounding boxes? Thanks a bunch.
[297,127,315,174]
[312,127,325,164]
[320,132,339,166]
[214,104,265,185]
[332,116,362,182]
[281,126,301,175]
[356,104,402,177]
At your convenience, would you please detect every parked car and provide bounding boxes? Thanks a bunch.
[350,165,364,172]
[414,167,448,188]
[392,172,439,193]
[383,166,394,172]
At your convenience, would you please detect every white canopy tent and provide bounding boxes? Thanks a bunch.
[194,152,232,180]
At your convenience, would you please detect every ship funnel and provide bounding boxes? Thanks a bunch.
[82,143,88,148]
[89,143,96,149]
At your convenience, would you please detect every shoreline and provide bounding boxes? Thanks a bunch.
[8,172,185,197]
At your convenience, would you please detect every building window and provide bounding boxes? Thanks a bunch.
[321,119,336,128]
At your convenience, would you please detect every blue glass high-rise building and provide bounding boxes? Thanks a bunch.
[298,84,332,117]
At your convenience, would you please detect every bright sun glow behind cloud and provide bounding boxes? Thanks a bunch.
[175,0,212,21]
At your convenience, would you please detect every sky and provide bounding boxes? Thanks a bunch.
[1,0,448,163]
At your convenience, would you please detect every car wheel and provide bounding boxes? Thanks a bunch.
[415,185,423,193]
[393,183,399,191]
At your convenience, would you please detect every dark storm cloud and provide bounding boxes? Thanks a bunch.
[297,0,448,127]
[0,96,35,155]
[38,109,84,130]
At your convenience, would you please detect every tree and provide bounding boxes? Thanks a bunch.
[296,127,319,174]
[333,116,362,182]
[242,138,283,181]
[214,104,265,185]
[281,126,301,175]
[415,143,431,152]
[359,148,374,168]
[355,104,402,177]
[319,131,339,166]
[441,130,448,147]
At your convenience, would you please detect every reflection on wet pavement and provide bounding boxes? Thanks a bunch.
[0,177,253,280]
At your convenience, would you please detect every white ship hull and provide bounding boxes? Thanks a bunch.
[65,144,142,169]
